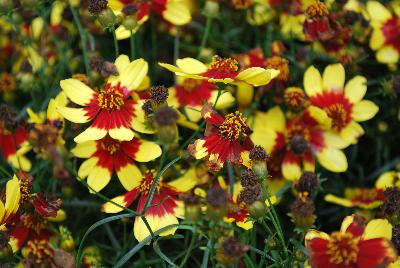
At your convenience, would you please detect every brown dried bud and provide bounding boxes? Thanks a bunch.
[0,104,18,130]
[383,187,400,216]
[289,197,316,230]
[249,146,268,161]
[217,237,249,265]
[295,172,318,194]
[142,100,153,115]
[101,61,118,77]
[392,226,400,254]
[289,135,308,155]
[240,169,258,187]
[88,0,108,14]
[238,185,261,205]
[150,85,169,105]
[206,187,228,207]
[89,56,104,72]
[121,3,137,16]
[0,231,10,248]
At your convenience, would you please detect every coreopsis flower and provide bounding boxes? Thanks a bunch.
[167,77,235,122]
[367,1,400,64]
[306,215,397,267]
[72,136,161,192]
[303,63,379,145]
[187,105,253,171]
[102,169,196,242]
[110,0,192,40]
[303,0,336,41]
[251,105,348,181]
[58,55,150,143]
[325,187,385,210]
[0,176,21,227]
[159,55,280,85]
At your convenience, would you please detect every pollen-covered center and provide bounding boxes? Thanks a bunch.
[326,232,359,265]
[101,139,121,155]
[324,103,350,131]
[97,86,125,111]
[139,170,161,195]
[208,56,239,74]
[306,1,329,17]
[218,111,249,141]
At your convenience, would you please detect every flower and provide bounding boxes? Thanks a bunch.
[188,106,253,171]
[58,55,150,143]
[303,63,379,145]
[167,77,235,122]
[367,1,400,64]
[110,0,192,40]
[306,215,397,267]
[0,175,20,227]
[72,136,161,192]
[159,55,280,85]
[325,187,385,210]
[102,169,196,242]
[251,105,348,181]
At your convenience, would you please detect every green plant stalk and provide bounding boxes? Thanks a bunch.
[69,4,90,75]
[130,31,136,59]
[198,16,212,58]
[179,227,197,267]
[111,26,119,58]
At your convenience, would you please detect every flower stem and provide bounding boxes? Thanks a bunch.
[111,26,119,58]
[198,16,212,58]
[130,31,136,60]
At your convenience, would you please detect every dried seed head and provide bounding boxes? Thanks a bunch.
[240,169,258,187]
[238,185,261,205]
[121,3,137,16]
[249,146,268,161]
[142,100,153,115]
[383,187,400,216]
[88,0,108,14]
[295,172,318,194]
[289,135,308,155]
[150,85,169,105]
[206,187,228,207]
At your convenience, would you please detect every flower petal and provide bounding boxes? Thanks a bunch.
[363,219,392,240]
[340,121,364,145]
[108,127,135,141]
[102,189,139,213]
[116,164,142,191]
[366,1,392,22]
[117,58,148,90]
[135,140,162,162]
[168,175,196,192]
[163,0,191,25]
[60,79,95,106]
[87,166,112,193]
[74,127,107,143]
[78,157,98,179]
[324,194,353,207]
[236,68,280,86]
[376,46,400,64]
[352,100,379,122]
[322,63,345,91]
[370,28,385,50]
[176,58,207,74]
[344,76,367,103]
[323,130,351,149]
[304,66,322,97]
[57,107,90,123]
[317,148,348,172]
[71,141,97,158]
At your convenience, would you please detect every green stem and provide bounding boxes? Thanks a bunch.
[111,26,119,58]
[198,16,212,58]
[179,227,197,267]
[130,31,136,60]
[69,4,90,75]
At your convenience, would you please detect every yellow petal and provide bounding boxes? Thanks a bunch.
[376,171,400,189]
[115,25,133,40]
[60,79,94,106]
[27,108,44,124]
[282,162,302,181]
[192,139,208,159]
[158,62,187,75]
[305,230,330,243]
[4,175,20,220]
[117,164,142,191]
[117,58,148,90]
[340,215,356,233]
[236,68,280,86]
[163,0,191,25]
[168,175,196,192]
[317,148,348,172]
[304,66,322,97]
[135,140,162,162]
[114,55,130,74]
[340,121,364,145]
[366,1,392,22]
[344,76,367,103]
[26,46,43,72]
[376,46,400,64]
[78,157,98,179]
[351,100,379,121]
[323,130,351,149]
[370,28,385,50]
[51,1,66,26]
[87,167,112,193]
[0,202,5,224]
[46,209,66,222]
[213,90,235,110]
[131,102,156,134]
[176,58,207,74]
[57,106,90,123]
[134,215,155,242]
[307,106,331,129]
[322,63,345,91]
[236,220,253,230]
[31,17,44,39]
[8,155,31,172]
[71,141,97,158]
[108,127,134,141]
[363,219,392,240]
[102,195,128,213]
[156,213,179,237]
[251,128,277,153]
[324,194,353,207]
[74,127,107,143]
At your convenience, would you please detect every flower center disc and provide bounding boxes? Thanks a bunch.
[208,56,239,74]
[324,103,349,131]
[98,87,125,111]
[218,111,249,141]
[182,78,202,92]
[139,170,161,195]
[326,232,359,265]
[101,139,121,155]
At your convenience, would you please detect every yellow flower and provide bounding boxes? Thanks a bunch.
[304,63,379,146]
[0,175,21,227]
[159,55,280,86]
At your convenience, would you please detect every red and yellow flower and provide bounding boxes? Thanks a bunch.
[325,188,385,210]
[110,0,192,40]
[72,136,161,192]
[58,55,150,143]
[0,124,31,172]
[251,105,348,181]
[102,169,196,242]
[159,55,280,85]
[167,77,235,122]
[367,1,400,64]
[188,106,253,171]
[0,175,20,227]
[306,215,397,267]
[304,63,379,146]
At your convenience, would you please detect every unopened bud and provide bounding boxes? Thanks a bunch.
[248,200,267,220]
[97,8,117,28]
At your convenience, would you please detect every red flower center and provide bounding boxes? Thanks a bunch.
[324,103,350,131]
[202,56,239,79]
[182,78,203,92]
[326,232,359,265]
[218,112,249,141]
[139,170,160,194]
[97,87,125,111]
[100,138,121,155]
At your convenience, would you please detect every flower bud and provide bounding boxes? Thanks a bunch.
[217,237,249,265]
[59,226,75,252]
[97,8,117,28]
[248,200,267,220]
[249,146,269,178]
[206,187,228,221]
[203,1,219,18]
[265,238,278,250]
[295,250,306,262]
[183,194,202,221]
[288,197,316,230]
[122,17,137,31]
[295,172,318,195]
[154,106,179,146]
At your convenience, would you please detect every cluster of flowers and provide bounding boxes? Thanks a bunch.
[0,0,400,267]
